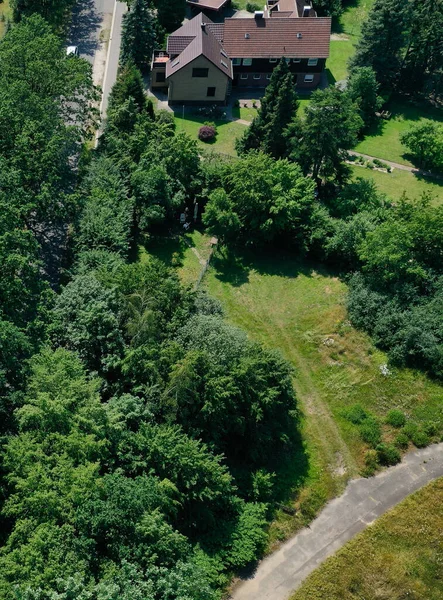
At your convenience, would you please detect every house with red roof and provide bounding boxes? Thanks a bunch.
[151,0,331,105]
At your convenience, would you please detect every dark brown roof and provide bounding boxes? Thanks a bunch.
[186,0,230,10]
[222,16,331,58]
[166,13,232,79]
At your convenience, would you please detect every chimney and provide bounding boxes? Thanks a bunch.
[201,22,206,31]
[254,10,264,18]
[303,5,311,16]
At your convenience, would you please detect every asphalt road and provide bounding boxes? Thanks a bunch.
[100,1,127,118]
[68,0,115,65]
[231,443,443,600]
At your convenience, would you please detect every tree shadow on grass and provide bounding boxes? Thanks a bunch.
[137,231,196,268]
[211,246,341,288]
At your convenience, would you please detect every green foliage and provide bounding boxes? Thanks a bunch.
[48,273,125,374]
[287,86,363,182]
[343,403,368,425]
[394,432,409,449]
[410,429,430,448]
[223,502,268,569]
[236,58,299,159]
[350,0,408,88]
[77,157,133,257]
[121,0,156,71]
[359,417,382,448]
[386,409,406,428]
[154,0,186,32]
[375,443,401,466]
[347,67,383,128]
[362,449,379,476]
[400,121,443,172]
[203,152,316,248]
[10,0,75,29]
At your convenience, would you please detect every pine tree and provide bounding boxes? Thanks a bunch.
[350,0,409,89]
[399,0,443,95]
[121,0,156,71]
[236,59,298,159]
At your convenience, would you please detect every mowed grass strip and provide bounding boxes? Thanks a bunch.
[291,477,443,600]
[203,252,443,541]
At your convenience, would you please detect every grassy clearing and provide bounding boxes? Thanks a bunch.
[292,477,443,600]
[355,99,443,166]
[174,114,247,156]
[203,251,443,542]
[350,165,443,204]
[232,104,259,122]
[0,0,11,38]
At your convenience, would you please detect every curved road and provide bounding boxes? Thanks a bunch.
[231,443,443,600]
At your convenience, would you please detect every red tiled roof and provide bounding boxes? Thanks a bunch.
[166,13,232,79]
[187,0,230,10]
[222,16,331,58]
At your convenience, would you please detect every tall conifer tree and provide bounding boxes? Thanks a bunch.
[121,0,156,70]
[236,58,298,159]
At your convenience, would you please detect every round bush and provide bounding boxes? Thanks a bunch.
[411,430,430,448]
[394,432,409,450]
[386,409,406,428]
[198,125,216,142]
[423,421,439,436]
[344,403,368,425]
[359,417,382,448]
[402,421,419,440]
[376,443,401,466]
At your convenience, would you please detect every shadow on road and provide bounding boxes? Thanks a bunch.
[67,0,102,59]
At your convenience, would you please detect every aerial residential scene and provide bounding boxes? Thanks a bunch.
[0,0,443,598]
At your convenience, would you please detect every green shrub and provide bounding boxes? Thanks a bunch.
[423,421,439,436]
[411,430,430,448]
[386,409,406,428]
[246,2,261,11]
[376,443,401,466]
[362,449,379,476]
[344,403,368,425]
[394,432,409,450]
[402,421,419,440]
[359,417,382,447]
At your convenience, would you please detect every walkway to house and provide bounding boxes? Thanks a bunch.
[230,442,443,600]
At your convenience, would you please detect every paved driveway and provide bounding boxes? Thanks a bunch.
[231,443,443,600]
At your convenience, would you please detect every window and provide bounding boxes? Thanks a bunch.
[293,58,301,63]
[266,74,272,79]
[285,58,291,63]
[304,74,314,83]
[307,58,318,66]
[253,74,261,80]
[242,58,252,66]
[221,59,228,69]
[232,58,241,65]
[221,49,228,58]
[207,87,216,97]
[240,73,248,80]
[269,58,277,63]
[156,72,166,83]
[192,68,209,77]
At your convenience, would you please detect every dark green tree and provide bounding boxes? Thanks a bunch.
[155,0,186,32]
[236,58,298,158]
[10,0,75,29]
[121,0,157,71]
[287,86,363,183]
[108,63,147,112]
[350,0,409,88]
[347,66,383,128]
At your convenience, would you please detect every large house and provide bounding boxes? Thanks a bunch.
[151,0,331,105]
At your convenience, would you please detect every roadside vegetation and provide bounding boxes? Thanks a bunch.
[292,477,443,600]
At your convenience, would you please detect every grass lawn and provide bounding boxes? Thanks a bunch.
[203,251,443,544]
[355,99,443,166]
[333,0,374,40]
[0,0,11,38]
[232,104,259,122]
[175,114,247,156]
[350,165,443,204]
[292,477,443,600]
[326,40,355,84]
